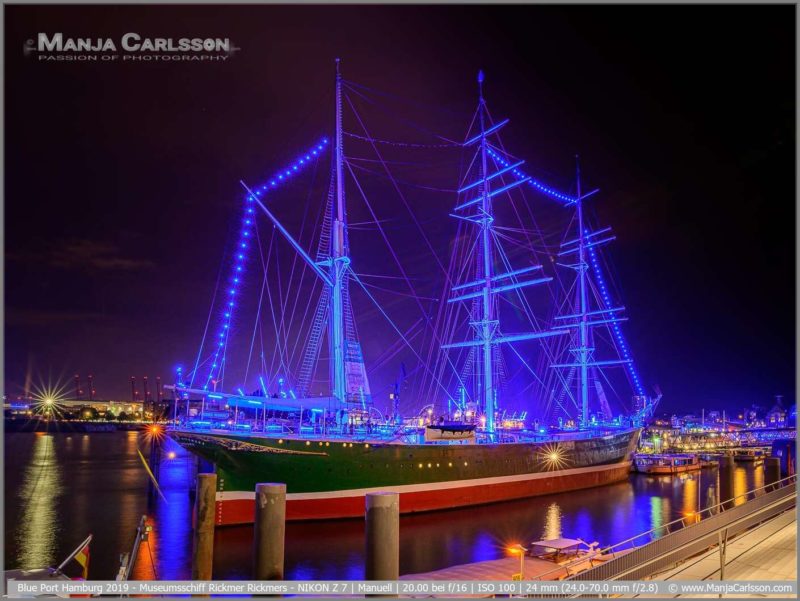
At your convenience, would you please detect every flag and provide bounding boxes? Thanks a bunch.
[73,540,90,579]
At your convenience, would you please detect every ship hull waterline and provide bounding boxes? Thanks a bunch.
[171,428,640,526]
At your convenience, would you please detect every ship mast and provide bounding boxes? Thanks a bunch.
[240,60,350,405]
[477,71,497,435]
[552,161,640,428]
[330,58,349,404]
[444,71,564,437]
[575,157,590,428]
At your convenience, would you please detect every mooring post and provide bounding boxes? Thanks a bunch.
[365,492,399,583]
[192,473,217,581]
[719,455,736,509]
[254,483,286,580]
[765,456,781,491]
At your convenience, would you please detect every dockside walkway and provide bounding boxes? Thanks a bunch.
[630,508,797,598]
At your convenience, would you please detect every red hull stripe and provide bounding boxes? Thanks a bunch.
[214,461,631,525]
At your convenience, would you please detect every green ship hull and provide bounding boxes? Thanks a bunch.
[171,427,640,524]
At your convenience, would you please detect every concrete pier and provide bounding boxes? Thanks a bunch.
[254,483,286,580]
[706,484,718,514]
[192,473,217,580]
[765,456,781,491]
[719,455,736,509]
[365,492,399,582]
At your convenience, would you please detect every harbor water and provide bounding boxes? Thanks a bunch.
[4,430,766,580]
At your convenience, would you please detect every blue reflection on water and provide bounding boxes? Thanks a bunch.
[470,531,499,563]
[150,437,194,580]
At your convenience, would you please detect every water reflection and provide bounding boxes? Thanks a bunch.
[733,467,748,506]
[753,462,764,494]
[649,496,664,534]
[542,503,562,540]
[4,432,771,579]
[682,474,698,515]
[15,434,63,569]
[135,437,194,580]
[6,430,153,577]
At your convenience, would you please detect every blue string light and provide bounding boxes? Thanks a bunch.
[202,137,330,392]
[486,146,643,397]
[486,148,577,204]
[585,231,645,396]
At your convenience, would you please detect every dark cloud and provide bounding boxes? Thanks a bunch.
[8,239,154,273]
[5,309,110,327]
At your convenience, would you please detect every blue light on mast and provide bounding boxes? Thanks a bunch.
[585,231,645,396]
[202,138,330,392]
[486,148,577,204]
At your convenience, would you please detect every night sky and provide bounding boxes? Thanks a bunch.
[5,5,795,415]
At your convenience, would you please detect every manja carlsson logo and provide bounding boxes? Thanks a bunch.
[25,33,237,62]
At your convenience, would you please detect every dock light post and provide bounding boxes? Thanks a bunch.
[507,544,528,579]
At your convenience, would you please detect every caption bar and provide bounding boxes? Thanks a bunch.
[7,580,798,597]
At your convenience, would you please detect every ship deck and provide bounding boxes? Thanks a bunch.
[168,424,636,446]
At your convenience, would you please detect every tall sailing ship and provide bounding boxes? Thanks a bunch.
[169,61,658,525]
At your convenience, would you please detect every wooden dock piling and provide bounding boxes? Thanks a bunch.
[365,492,399,582]
[192,473,216,580]
[254,483,286,580]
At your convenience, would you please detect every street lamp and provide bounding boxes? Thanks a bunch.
[507,544,528,579]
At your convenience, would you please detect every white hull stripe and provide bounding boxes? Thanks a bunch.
[216,460,631,502]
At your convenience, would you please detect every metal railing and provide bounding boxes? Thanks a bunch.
[116,515,150,582]
[529,474,797,582]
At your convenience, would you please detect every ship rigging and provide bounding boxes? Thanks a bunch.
[169,61,658,435]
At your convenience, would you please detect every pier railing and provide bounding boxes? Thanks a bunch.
[530,474,797,582]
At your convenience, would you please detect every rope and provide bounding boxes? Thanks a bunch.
[342,80,462,146]
[350,271,453,400]
[343,158,464,392]
[347,161,458,193]
[189,235,226,389]
[344,131,460,148]
[145,539,158,580]
[244,219,269,386]
[344,91,452,279]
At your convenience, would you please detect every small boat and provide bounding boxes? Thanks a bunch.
[633,453,700,474]
[527,538,599,564]
[526,538,624,579]
[700,458,719,469]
